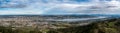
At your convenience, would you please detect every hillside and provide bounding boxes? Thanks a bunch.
[47,18,120,33]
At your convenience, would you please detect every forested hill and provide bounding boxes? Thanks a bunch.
[48,18,120,33]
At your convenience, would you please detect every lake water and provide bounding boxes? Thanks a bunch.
[47,16,107,21]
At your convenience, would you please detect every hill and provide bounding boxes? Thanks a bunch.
[47,18,120,33]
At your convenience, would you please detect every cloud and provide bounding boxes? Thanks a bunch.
[0,0,120,15]
[43,0,120,14]
[0,8,43,15]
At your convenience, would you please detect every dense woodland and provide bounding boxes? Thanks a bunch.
[0,18,120,33]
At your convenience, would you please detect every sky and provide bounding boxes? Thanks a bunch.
[0,0,120,15]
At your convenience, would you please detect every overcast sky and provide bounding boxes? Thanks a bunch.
[0,0,120,15]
